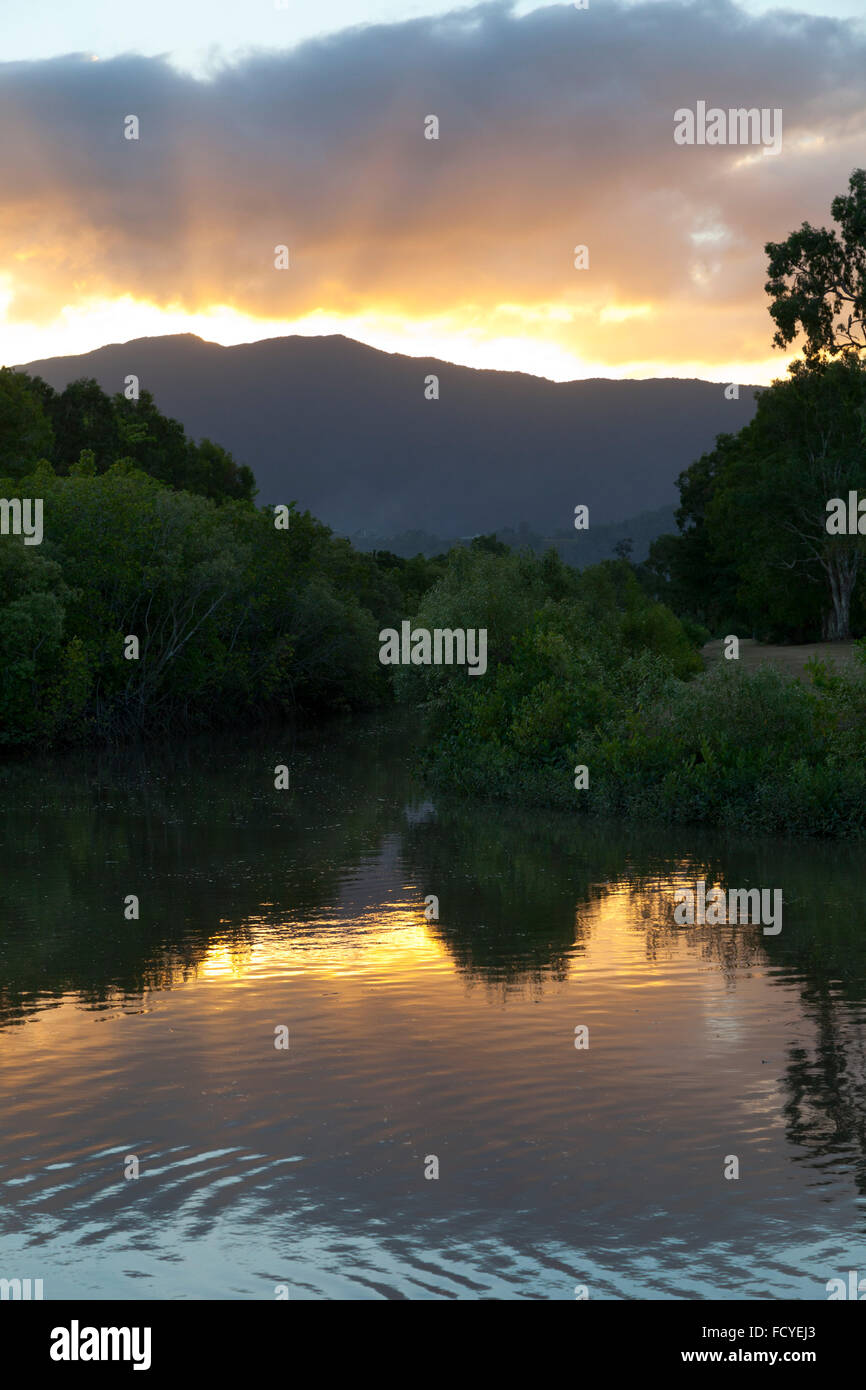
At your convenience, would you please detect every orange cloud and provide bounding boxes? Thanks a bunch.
[1,1,865,376]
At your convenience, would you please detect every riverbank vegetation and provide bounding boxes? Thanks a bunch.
[393,538,866,836]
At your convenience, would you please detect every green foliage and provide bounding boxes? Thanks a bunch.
[577,661,866,837]
[0,465,401,745]
[369,549,448,612]
[647,432,747,632]
[0,371,256,503]
[0,539,89,745]
[49,377,119,471]
[404,543,866,839]
[765,168,866,360]
[420,622,866,839]
[654,357,866,640]
[392,544,574,705]
[0,368,55,477]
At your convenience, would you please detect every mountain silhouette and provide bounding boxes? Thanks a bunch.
[21,334,760,538]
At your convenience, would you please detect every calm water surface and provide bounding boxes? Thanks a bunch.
[1,713,865,1299]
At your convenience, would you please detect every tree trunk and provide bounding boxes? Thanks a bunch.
[823,550,859,640]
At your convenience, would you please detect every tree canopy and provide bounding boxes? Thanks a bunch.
[647,169,866,641]
[766,167,866,361]
[0,368,257,502]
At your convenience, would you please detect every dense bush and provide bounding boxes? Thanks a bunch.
[409,548,866,838]
[0,460,433,745]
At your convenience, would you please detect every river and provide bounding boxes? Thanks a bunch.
[1,712,865,1299]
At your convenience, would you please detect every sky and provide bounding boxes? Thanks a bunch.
[1,0,864,382]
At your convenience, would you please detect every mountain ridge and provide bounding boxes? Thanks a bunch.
[19,332,761,537]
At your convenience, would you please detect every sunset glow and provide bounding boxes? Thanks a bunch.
[3,1,862,381]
